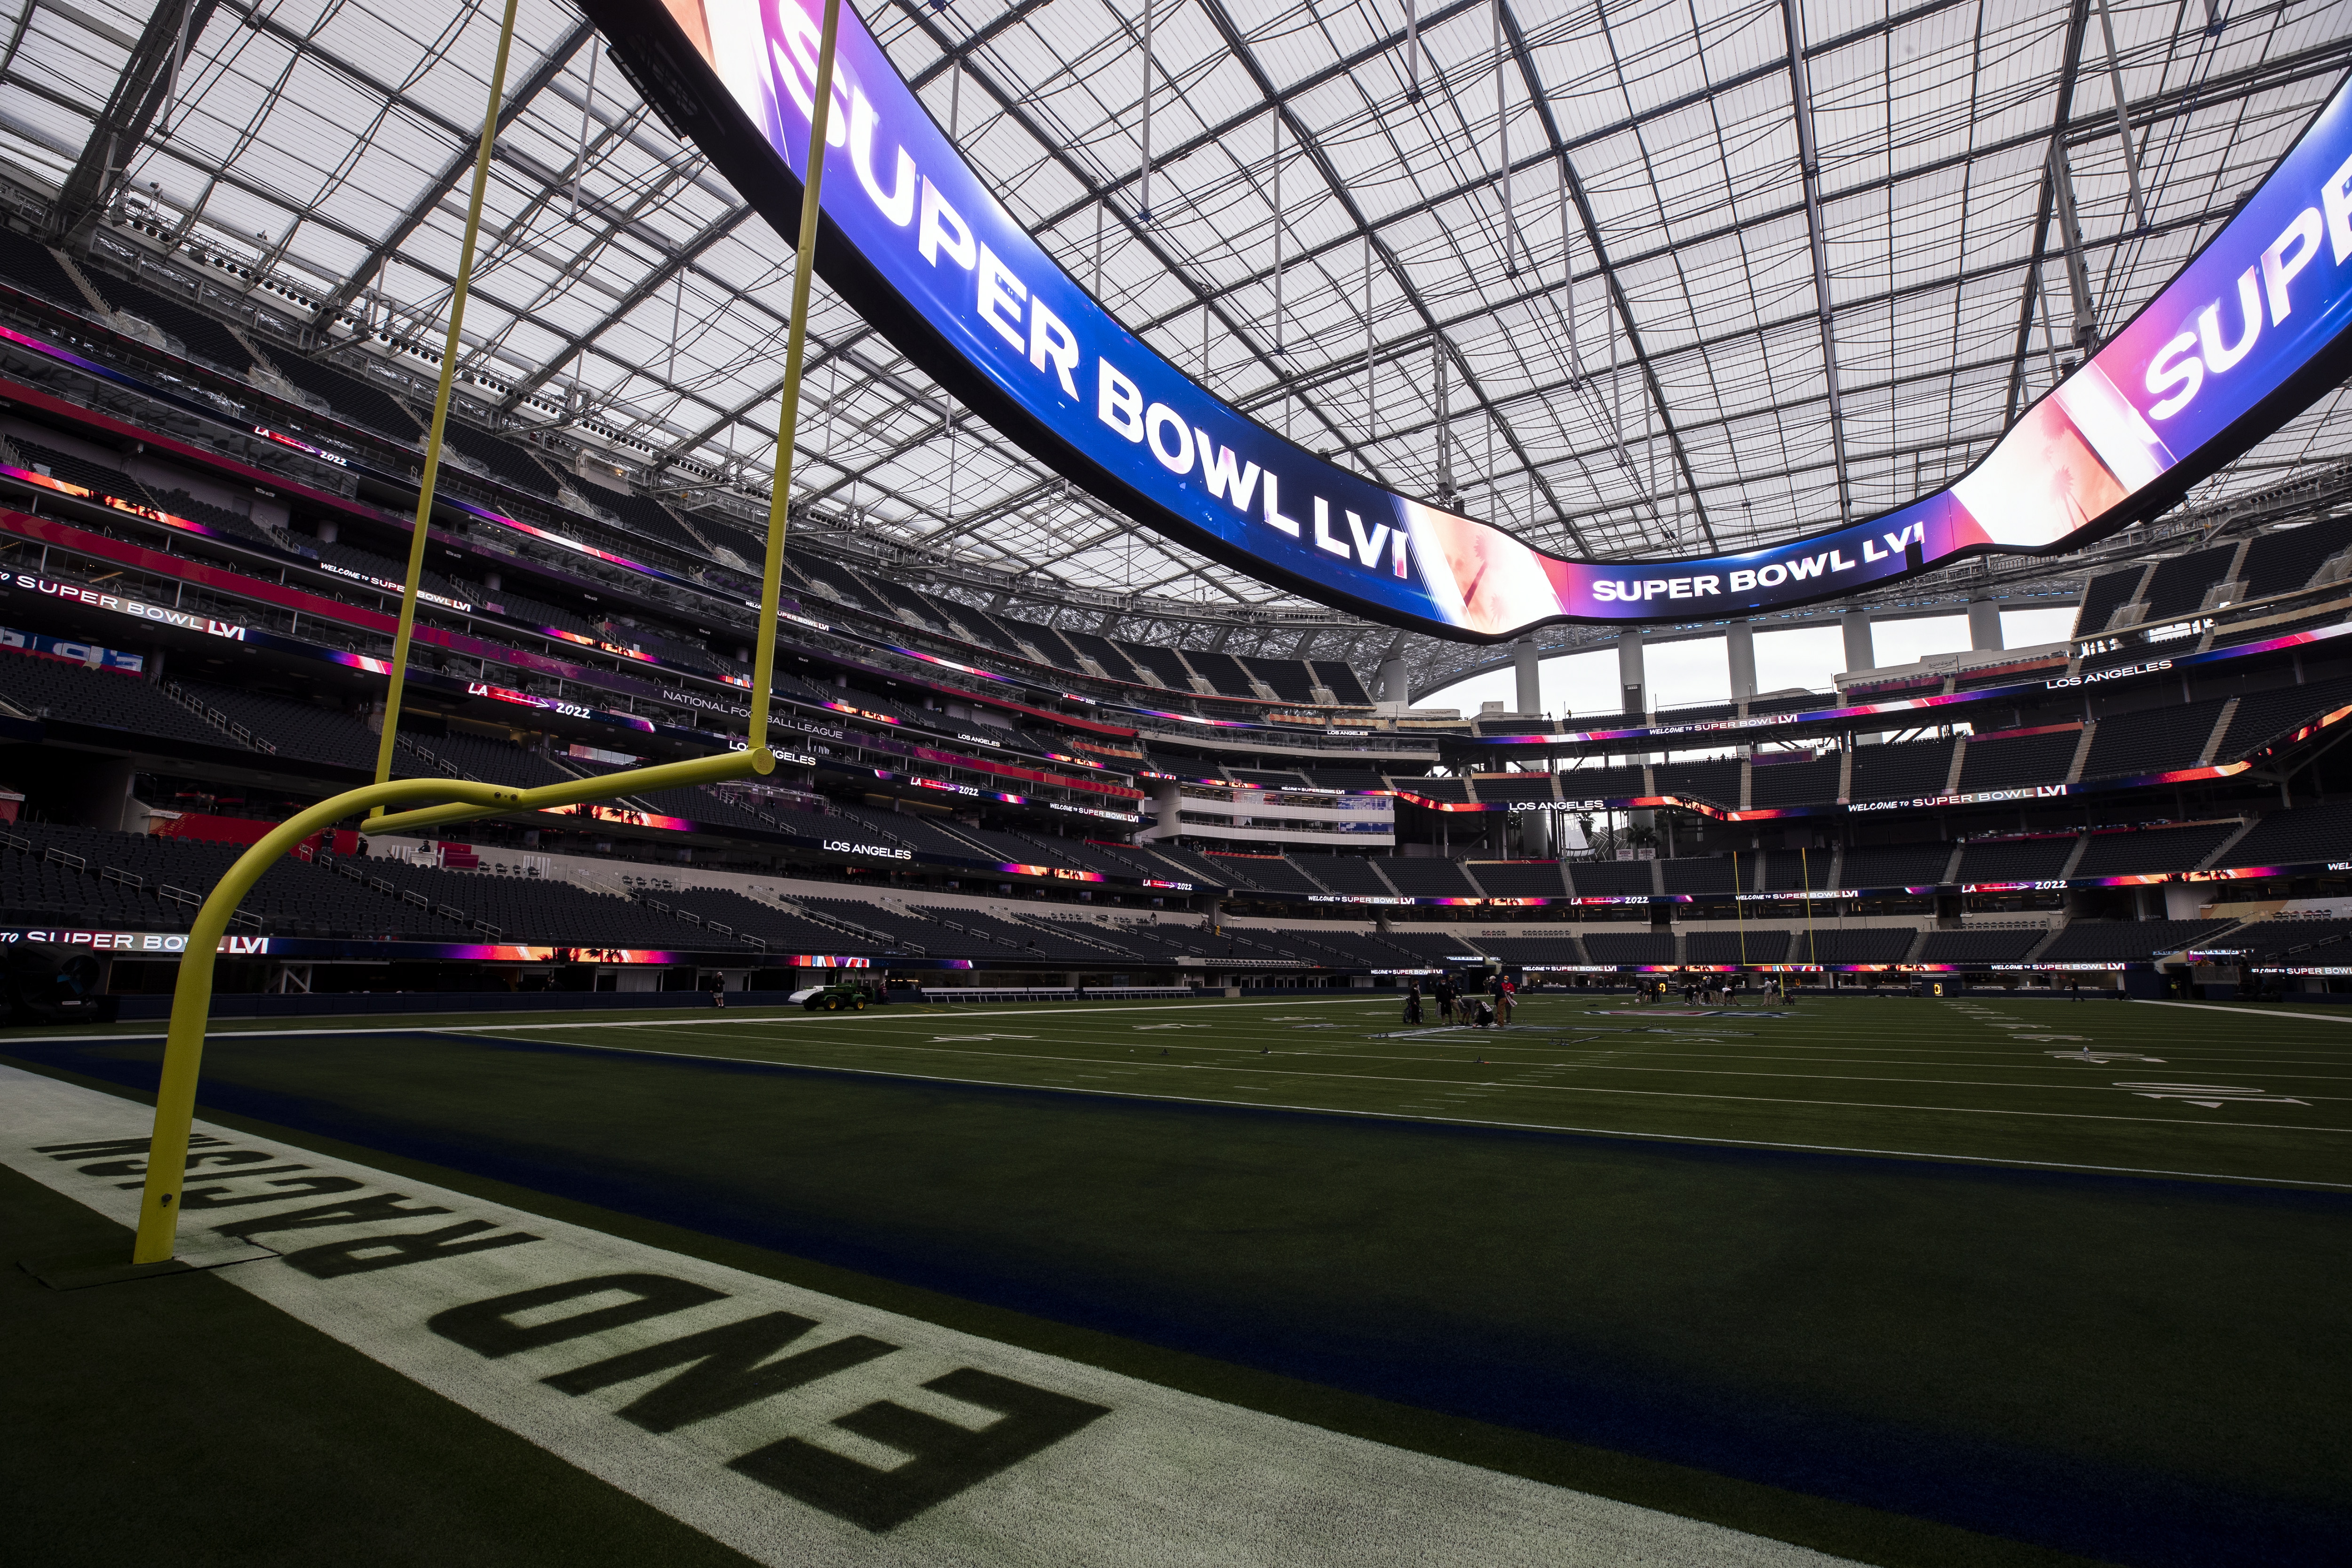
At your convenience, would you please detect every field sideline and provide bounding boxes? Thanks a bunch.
[4,994,2346,1567]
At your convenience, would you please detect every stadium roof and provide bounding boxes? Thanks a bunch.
[1,0,2349,685]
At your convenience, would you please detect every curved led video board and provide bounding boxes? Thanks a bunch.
[595,0,2352,641]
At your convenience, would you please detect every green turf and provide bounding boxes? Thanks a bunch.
[5,994,2345,1567]
[244,992,2346,1188]
[0,1163,758,1568]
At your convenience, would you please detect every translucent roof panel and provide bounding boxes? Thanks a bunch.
[0,0,2344,668]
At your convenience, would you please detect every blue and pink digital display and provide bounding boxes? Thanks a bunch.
[608,0,2352,639]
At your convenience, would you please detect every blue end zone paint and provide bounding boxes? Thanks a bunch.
[8,1029,2344,1568]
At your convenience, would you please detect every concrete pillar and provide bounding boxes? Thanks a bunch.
[1724,619,1757,702]
[1968,598,2004,652]
[1518,807,1552,859]
[1615,630,1646,718]
[1840,609,1874,675]
[1378,657,1409,704]
[1146,779,1183,841]
[317,518,338,544]
[1512,636,1541,716]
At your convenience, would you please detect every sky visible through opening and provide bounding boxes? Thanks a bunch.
[1418,608,2079,719]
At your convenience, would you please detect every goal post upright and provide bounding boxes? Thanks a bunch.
[127,0,849,1266]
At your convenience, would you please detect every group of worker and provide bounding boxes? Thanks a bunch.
[1402,972,1516,1028]
[1633,973,1799,1006]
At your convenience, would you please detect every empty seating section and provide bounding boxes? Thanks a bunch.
[2036,919,2232,962]
[6,434,156,505]
[1226,768,1308,787]
[1061,629,1140,682]
[593,488,708,557]
[1381,858,1478,898]
[2079,699,2230,779]
[1955,836,2077,883]
[1216,854,1329,895]
[1134,844,1231,886]
[1241,657,1319,705]
[1750,755,1840,806]
[0,227,87,306]
[1840,843,1955,888]
[1475,935,1587,966]
[1300,855,1393,895]
[1849,741,1953,801]
[364,858,681,944]
[1,831,181,927]
[2072,567,2145,635]
[1121,642,1196,690]
[663,888,906,952]
[1917,929,2044,963]
[271,354,422,438]
[438,422,558,497]
[93,273,256,370]
[1184,650,1260,700]
[487,588,598,638]
[1583,930,1674,964]
[404,731,570,789]
[2071,823,2239,877]
[2,822,463,937]
[1102,922,1213,960]
[1760,848,1833,891]
[2217,677,2352,758]
[2219,804,2352,868]
[790,898,928,947]
[179,682,379,768]
[0,652,225,746]
[1652,759,1741,805]
[946,608,1024,657]
[945,823,1080,870]
[1312,661,1375,705]
[153,491,296,552]
[2217,918,2352,960]
[1044,838,1156,878]
[859,578,945,633]
[1661,856,1738,894]
[1569,860,1655,896]
[2137,544,2237,621]
[1687,929,1793,963]
[1396,776,1471,803]
[2236,515,2352,600]
[1798,928,1916,963]
[1469,860,1568,897]
[1959,729,2080,791]
[1375,929,1483,963]
[805,804,965,861]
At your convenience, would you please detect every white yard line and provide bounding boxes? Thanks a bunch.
[417,1034,2352,1185]
[2131,1000,2352,1023]
[0,1065,1850,1568]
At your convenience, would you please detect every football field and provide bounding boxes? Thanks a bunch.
[4,994,2346,1567]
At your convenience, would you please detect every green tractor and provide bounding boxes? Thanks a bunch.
[795,979,871,1011]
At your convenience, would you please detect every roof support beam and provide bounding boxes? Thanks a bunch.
[52,0,218,238]
[2004,0,2093,426]
[1782,0,1851,523]
[309,16,595,323]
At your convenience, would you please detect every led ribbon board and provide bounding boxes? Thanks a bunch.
[598,1,2352,640]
